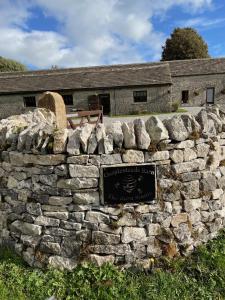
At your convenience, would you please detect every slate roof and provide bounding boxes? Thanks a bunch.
[169,58,225,77]
[1,57,225,94]
[0,62,171,94]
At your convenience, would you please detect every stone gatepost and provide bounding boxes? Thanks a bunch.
[38,91,67,129]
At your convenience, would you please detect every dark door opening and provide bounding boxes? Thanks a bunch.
[181,90,189,103]
[99,93,110,115]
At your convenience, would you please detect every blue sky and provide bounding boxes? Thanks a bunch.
[0,0,225,69]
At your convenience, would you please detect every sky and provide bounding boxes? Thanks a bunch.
[0,0,225,70]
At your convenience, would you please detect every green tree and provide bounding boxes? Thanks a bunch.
[161,27,210,61]
[0,56,27,72]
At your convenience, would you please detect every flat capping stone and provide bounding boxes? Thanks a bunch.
[100,163,157,206]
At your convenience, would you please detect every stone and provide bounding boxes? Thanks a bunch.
[79,124,95,153]
[35,216,60,227]
[196,109,208,132]
[121,227,146,243]
[67,128,81,155]
[146,224,161,236]
[60,221,82,230]
[145,150,169,162]
[23,248,35,266]
[26,203,42,216]
[44,211,69,220]
[69,165,99,178]
[146,238,162,257]
[10,220,42,236]
[29,154,65,166]
[103,134,114,154]
[184,199,202,212]
[170,150,183,163]
[7,176,18,189]
[189,210,201,224]
[173,223,191,243]
[117,213,137,226]
[200,174,217,191]
[45,228,73,237]
[100,154,122,165]
[145,116,169,143]
[40,242,61,255]
[61,236,82,257]
[208,112,223,133]
[38,92,67,129]
[87,254,115,266]
[137,214,154,227]
[92,231,120,244]
[134,118,151,150]
[73,192,99,205]
[181,180,199,199]
[181,114,201,135]
[39,174,58,186]
[175,140,195,149]
[171,213,188,227]
[21,235,40,248]
[122,150,144,163]
[85,211,109,224]
[48,256,77,271]
[211,189,223,199]
[87,132,98,154]
[99,223,122,235]
[122,122,136,149]
[106,121,123,148]
[53,129,68,154]
[67,155,89,165]
[69,212,84,222]
[57,178,98,189]
[89,244,131,255]
[164,115,189,141]
[196,143,210,158]
[172,159,206,174]
[183,148,197,162]
[95,124,106,154]
[48,196,73,206]
[54,164,68,176]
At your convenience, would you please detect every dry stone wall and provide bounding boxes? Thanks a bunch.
[0,106,225,270]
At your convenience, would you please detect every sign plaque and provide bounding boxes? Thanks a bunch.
[101,164,156,204]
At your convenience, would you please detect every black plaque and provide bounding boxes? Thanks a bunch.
[102,164,156,204]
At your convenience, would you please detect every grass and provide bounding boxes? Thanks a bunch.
[109,108,188,118]
[0,229,224,299]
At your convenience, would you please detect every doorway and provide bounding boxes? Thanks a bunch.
[99,93,110,115]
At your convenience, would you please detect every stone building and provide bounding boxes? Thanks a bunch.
[0,57,225,119]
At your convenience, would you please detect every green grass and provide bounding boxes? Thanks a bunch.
[0,229,224,300]
[109,108,188,118]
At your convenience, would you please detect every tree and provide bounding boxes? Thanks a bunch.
[0,56,27,72]
[161,27,210,61]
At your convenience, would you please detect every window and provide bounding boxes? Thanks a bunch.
[206,87,215,104]
[182,90,189,103]
[133,90,147,103]
[23,96,36,107]
[62,94,73,106]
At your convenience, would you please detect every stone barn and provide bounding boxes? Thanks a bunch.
[0,57,225,119]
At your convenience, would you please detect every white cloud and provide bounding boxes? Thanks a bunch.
[178,17,225,28]
[0,0,214,68]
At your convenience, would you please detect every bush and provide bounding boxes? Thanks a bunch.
[171,101,180,112]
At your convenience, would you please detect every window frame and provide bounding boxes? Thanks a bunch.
[133,90,147,103]
[206,87,215,104]
[23,96,36,108]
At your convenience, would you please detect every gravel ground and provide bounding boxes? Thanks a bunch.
[103,106,202,125]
